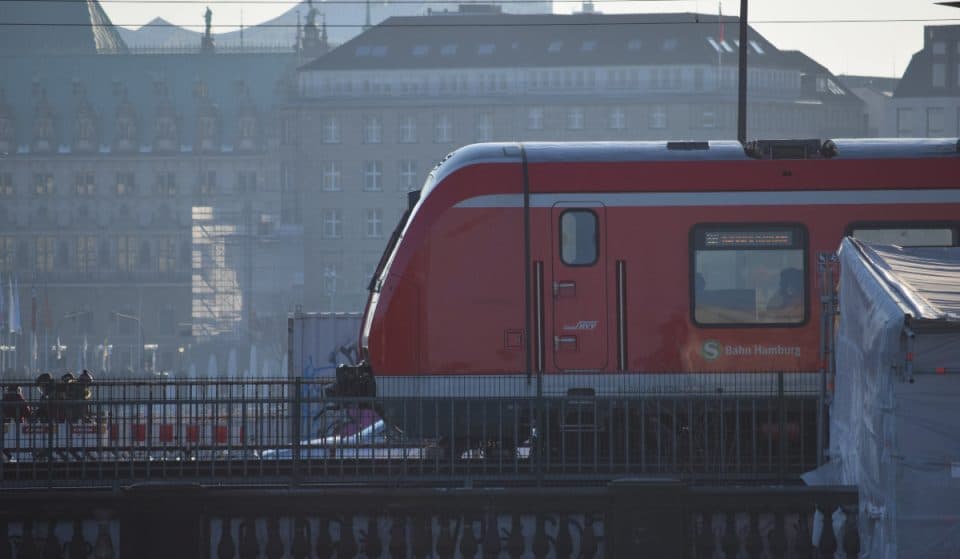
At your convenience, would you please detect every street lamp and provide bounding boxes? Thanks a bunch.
[57,310,92,371]
[112,312,144,375]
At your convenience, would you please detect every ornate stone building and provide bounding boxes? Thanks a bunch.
[0,4,305,375]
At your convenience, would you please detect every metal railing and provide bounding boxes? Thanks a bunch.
[1,373,824,487]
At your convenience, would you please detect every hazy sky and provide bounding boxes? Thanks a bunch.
[100,0,960,78]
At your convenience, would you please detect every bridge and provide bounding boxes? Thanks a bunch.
[1,376,858,557]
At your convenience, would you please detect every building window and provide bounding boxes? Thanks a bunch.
[896,107,913,137]
[76,236,96,272]
[434,113,452,143]
[322,209,342,239]
[321,161,342,192]
[567,108,585,130]
[138,240,152,270]
[609,107,626,130]
[75,172,96,196]
[56,240,69,268]
[692,225,807,326]
[850,225,955,246]
[198,170,216,197]
[157,237,176,273]
[927,107,945,137]
[365,208,383,239]
[399,116,417,143]
[33,173,54,196]
[116,172,135,196]
[99,240,111,270]
[475,113,493,142]
[322,116,341,144]
[0,237,14,272]
[399,159,418,190]
[528,107,544,130]
[322,263,339,300]
[559,210,598,266]
[649,105,668,129]
[933,63,946,87]
[156,172,176,196]
[237,171,257,193]
[701,110,717,129]
[117,235,136,272]
[36,236,55,272]
[280,164,301,225]
[0,173,13,197]
[363,161,383,192]
[363,115,383,144]
[932,41,947,55]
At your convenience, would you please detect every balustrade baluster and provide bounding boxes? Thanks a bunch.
[459,516,479,559]
[842,506,860,558]
[291,517,310,559]
[695,512,714,559]
[721,511,740,559]
[238,518,259,559]
[481,511,501,559]
[745,511,763,559]
[768,510,788,558]
[42,519,63,559]
[314,516,334,559]
[216,518,236,559]
[531,514,551,559]
[411,515,432,559]
[504,514,525,559]
[818,506,838,558]
[554,514,573,559]
[264,517,284,559]
[363,515,382,559]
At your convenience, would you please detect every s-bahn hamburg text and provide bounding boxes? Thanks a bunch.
[327,138,960,440]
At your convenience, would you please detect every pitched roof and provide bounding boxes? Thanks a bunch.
[300,12,784,71]
[0,0,128,54]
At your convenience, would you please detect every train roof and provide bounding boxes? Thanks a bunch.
[425,138,960,192]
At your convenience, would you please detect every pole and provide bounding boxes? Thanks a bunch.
[737,0,749,144]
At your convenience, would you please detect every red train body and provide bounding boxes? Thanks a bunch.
[336,138,960,437]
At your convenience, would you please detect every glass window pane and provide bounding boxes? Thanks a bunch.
[851,227,954,247]
[560,210,597,266]
[693,226,805,325]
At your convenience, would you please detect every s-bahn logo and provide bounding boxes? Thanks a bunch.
[563,320,598,331]
[702,340,722,361]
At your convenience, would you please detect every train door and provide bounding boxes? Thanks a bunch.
[551,205,608,371]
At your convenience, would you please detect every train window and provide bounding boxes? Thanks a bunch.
[850,226,955,247]
[691,225,806,326]
[560,210,598,266]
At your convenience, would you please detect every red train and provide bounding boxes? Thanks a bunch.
[331,138,960,440]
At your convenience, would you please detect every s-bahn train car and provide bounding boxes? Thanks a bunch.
[330,138,960,443]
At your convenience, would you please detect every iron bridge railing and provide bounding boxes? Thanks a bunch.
[0,372,825,488]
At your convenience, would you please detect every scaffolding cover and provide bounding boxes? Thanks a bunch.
[831,238,960,558]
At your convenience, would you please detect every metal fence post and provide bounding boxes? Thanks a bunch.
[778,371,786,483]
[292,377,302,482]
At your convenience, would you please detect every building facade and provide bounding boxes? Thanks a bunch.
[294,12,868,311]
[0,9,305,375]
[887,25,960,138]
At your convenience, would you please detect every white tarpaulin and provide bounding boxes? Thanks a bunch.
[831,238,960,558]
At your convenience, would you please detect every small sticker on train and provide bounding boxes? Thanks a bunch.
[563,320,598,331]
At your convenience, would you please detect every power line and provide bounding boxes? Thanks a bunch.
[1,18,958,28]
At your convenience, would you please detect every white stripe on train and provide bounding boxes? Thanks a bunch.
[454,189,960,209]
